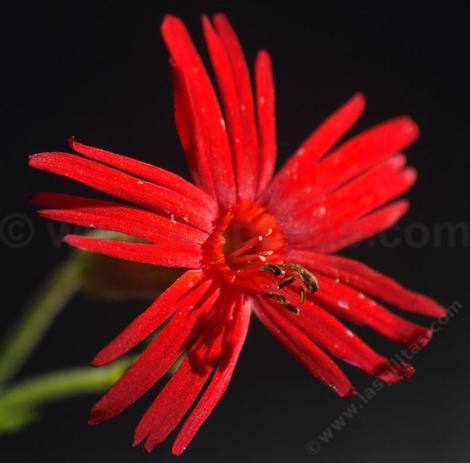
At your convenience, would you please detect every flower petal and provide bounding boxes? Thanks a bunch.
[286,250,446,318]
[89,279,220,424]
[162,15,236,209]
[310,275,433,348]
[262,93,365,212]
[265,115,418,222]
[202,16,256,201]
[253,297,355,398]
[280,292,415,382]
[312,116,419,195]
[69,138,217,215]
[137,353,214,453]
[64,235,202,268]
[171,294,251,456]
[135,289,237,453]
[92,270,206,366]
[33,193,208,245]
[170,62,216,197]
[255,50,276,194]
[306,200,410,253]
[29,152,213,232]
[286,155,416,245]
[213,14,259,194]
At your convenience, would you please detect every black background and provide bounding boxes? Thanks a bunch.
[1,1,469,462]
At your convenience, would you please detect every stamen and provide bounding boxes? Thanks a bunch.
[262,292,300,315]
[260,250,274,256]
[227,235,263,258]
[284,263,319,292]
[259,263,285,277]
[278,275,296,288]
[259,262,319,313]
[231,253,266,265]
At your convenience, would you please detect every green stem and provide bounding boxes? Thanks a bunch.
[0,253,85,385]
[0,358,134,409]
[0,358,134,433]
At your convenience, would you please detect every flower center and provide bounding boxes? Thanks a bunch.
[202,201,286,288]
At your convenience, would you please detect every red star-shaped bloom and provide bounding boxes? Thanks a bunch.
[29,14,445,455]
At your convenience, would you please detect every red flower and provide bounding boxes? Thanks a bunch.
[29,14,445,455]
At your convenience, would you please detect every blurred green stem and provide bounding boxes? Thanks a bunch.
[0,358,133,409]
[0,254,85,385]
[0,357,134,433]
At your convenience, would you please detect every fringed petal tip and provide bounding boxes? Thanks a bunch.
[338,385,357,399]
[90,355,107,368]
[88,407,103,426]
[161,13,178,28]
[172,446,185,457]
[373,362,416,383]
[348,91,367,114]
[326,362,416,396]
[88,397,114,424]
[63,234,78,247]
[144,441,156,454]
[407,327,433,349]
[88,400,118,426]
[435,306,448,319]
[28,152,47,166]
[420,298,447,319]
[400,116,420,140]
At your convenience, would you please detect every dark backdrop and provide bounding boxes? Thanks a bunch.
[1,1,469,462]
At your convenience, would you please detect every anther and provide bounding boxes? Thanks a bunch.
[261,250,274,256]
[262,292,300,315]
[284,263,319,292]
[258,262,319,311]
[278,275,296,288]
[259,264,285,277]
